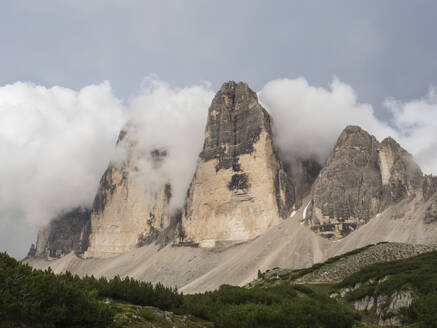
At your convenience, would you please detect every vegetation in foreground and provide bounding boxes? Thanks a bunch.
[253,244,437,327]
[335,250,437,327]
[2,247,437,327]
[0,252,359,328]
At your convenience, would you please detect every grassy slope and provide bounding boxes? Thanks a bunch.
[336,250,437,300]
[112,301,212,328]
[249,242,437,288]
[247,243,437,327]
[5,242,437,327]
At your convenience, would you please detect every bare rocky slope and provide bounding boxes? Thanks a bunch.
[26,191,437,294]
[26,80,437,294]
[250,242,437,286]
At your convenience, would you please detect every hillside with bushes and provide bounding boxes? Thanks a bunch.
[3,246,437,327]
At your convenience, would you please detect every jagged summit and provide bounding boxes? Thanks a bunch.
[304,125,424,239]
[200,81,271,169]
[180,81,304,247]
[304,125,382,239]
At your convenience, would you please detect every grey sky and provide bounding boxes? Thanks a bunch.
[1,0,437,259]
[1,1,436,117]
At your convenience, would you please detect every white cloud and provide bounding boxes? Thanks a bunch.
[0,78,214,258]
[258,77,397,163]
[385,87,437,174]
[0,81,125,230]
[259,77,437,175]
[120,79,214,211]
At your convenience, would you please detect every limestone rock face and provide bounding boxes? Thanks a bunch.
[378,137,423,205]
[180,81,311,247]
[84,129,172,258]
[28,207,91,258]
[352,290,416,326]
[305,126,423,239]
[305,126,383,239]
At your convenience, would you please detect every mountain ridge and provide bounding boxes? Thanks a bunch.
[26,80,437,295]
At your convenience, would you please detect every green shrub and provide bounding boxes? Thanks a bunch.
[0,252,114,328]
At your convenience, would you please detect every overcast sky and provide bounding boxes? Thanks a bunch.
[2,1,437,116]
[1,0,437,258]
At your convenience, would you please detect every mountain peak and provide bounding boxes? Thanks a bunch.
[306,125,424,239]
[215,81,258,108]
[334,125,378,151]
[200,81,270,170]
[181,81,303,246]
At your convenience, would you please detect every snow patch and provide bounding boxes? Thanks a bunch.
[289,210,297,218]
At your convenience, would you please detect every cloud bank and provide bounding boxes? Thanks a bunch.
[0,79,214,258]
[117,79,214,211]
[259,77,397,163]
[0,81,124,228]
[259,78,437,175]
[0,81,125,257]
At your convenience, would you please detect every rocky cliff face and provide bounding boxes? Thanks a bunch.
[305,126,423,239]
[423,174,437,201]
[28,207,91,258]
[179,81,317,247]
[352,289,416,326]
[378,137,423,205]
[28,81,434,262]
[83,129,173,258]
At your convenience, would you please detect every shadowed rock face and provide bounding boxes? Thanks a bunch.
[180,81,318,246]
[305,126,383,239]
[28,207,91,258]
[423,175,437,201]
[199,81,271,171]
[305,126,423,239]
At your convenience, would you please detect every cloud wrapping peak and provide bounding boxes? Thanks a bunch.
[120,79,214,211]
[386,87,437,174]
[259,77,397,163]
[259,77,437,176]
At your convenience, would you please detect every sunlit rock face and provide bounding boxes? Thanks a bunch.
[179,81,316,247]
[304,125,424,239]
[378,137,423,205]
[84,129,172,258]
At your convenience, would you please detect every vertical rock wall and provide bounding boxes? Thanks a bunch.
[305,126,424,239]
[180,81,297,247]
[84,130,172,258]
[29,207,91,258]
